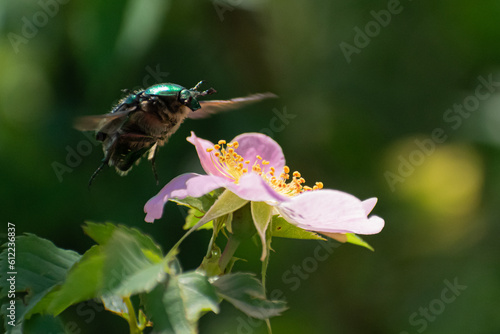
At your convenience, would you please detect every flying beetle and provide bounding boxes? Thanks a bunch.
[74,81,276,186]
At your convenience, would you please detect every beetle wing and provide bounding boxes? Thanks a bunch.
[188,93,277,119]
[73,107,135,132]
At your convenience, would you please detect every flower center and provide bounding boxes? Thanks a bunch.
[206,140,323,196]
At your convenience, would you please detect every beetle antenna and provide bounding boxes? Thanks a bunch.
[192,80,205,91]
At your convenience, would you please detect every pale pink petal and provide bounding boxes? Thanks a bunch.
[231,133,286,172]
[186,132,228,178]
[277,190,384,235]
[144,173,231,223]
[226,173,289,203]
[362,198,378,215]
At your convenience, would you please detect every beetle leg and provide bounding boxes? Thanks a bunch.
[149,143,160,185]
[88,138,115,188]
[88,163,105,188]
[88,156,109,188]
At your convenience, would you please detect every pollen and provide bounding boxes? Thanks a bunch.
[204,138,324,197]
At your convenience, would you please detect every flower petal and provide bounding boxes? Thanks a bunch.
[226,172,289,203]
[144,173,231,223]
[187,132,228,178]
[277,190,384,235]
[362,198,378,215]
[231,133,286,172]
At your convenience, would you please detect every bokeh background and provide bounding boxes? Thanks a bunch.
[1,0,500,333]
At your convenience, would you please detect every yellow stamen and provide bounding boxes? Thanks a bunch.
[202,137,324,197]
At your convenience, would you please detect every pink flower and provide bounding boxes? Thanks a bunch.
[144,132,384,236]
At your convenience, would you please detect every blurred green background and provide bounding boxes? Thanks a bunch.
[1,0,500,333]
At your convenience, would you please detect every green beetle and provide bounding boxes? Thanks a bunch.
[75,81,276,186]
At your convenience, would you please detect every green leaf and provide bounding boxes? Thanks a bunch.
[100,229,167,296]
[182,208,213,230]
[83,222,163,258]
[321,232,374,251]
[177,271,219,322]
[43,223,169,316]
[22,314,68,334]
[43,245,104,316]
[142,272,219,333]
[198,190,248,229]
[270,216,325,240]
[345,233,374,251]
[142,283,176,333]
[101,295,129,320]
[171,189,223,213]
[168,190,249,258]
[0,234,81,324]
[213,273,287,319]
[142,278,196,334]
[251,202,273,261]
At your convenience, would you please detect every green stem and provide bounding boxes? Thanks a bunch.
[165,225,197,260]
[266,319,272,334]
[263,228,273,334]
[218,235,241,273]
[124,296,141,334]
[205,217,224,258]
